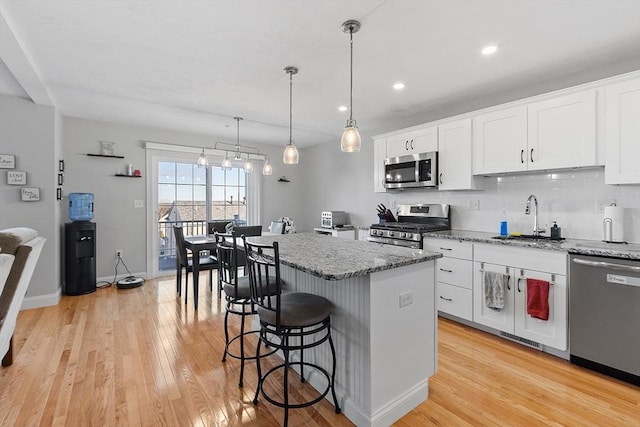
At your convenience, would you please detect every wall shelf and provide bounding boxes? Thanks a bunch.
[87,153,125,159]
[115,174,142,178]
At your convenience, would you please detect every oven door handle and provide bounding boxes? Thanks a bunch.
[572,257,640,273]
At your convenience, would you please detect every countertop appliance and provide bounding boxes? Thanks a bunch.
[384,152,437,189]
[569,254,640,385]
[368,204,450,249]
[321,211,349,228]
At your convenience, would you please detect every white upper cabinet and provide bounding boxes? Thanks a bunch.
[386,126,438,159]
[527,90,597,171]
[438,118,478,190]
[605,78,640,184]
[473,91,597,174]
[373,138,387,193]
[473,106,528,174]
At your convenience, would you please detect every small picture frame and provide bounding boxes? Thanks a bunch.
[100,141,117,156]
[57,173,64,186]
[59,159,65,172]
[21,187,40,201]
[0,154,16,169]
[7,171,27,185]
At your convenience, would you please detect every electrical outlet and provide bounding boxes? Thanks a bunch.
[595,199,616,213]
[134,199,144,208]
[115,249,123,258]
[399,291,414,308]
[467,199,480,210]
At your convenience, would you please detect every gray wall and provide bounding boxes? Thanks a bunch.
[0,94,61,305]
[62,116,305,279]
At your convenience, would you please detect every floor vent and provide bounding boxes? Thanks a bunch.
[499,331,541,350]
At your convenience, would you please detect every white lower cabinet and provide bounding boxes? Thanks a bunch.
[424,238,473,321]
[473,244,568,351]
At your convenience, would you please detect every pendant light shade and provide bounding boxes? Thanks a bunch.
[221,152,232,170]
[196,147,209,167]
[283,66,299,164]
[341,19,362,153]
[262,158,273,175]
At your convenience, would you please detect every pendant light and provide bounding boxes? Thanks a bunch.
[232,117,253,173]
[221,151,232,170]
[283,66,299,164]
[196,147,208,167]
[262,157,273,175]
[340,19,362,153]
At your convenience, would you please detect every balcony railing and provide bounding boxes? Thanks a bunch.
[158,220,207,271]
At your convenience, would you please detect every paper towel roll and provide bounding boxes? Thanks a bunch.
[603,205,624,242]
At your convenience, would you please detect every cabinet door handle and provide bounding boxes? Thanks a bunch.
[520,149,524,163]
[530,148,534,163]
[439,172,443,185]
[439,247,453,251]
[439,296,453,302]
[517,277,523,292]
[410,139,414,150]
[405,140,409,150]
[439,268,453,273]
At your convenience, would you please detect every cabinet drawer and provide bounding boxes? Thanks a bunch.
[436,257,473,289]
[423,238,473,259]
[437,282,473,321]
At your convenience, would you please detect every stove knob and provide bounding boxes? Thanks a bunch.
[371,230,378,236]
[399,232,405,238]
[405,232,412,239]
[388,231,395,237]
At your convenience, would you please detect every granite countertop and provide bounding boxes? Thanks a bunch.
[246,232,441,280]
[422,229,640,260]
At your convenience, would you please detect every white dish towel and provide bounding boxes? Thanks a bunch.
[484,271,508,310]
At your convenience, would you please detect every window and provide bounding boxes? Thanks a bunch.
[211,166,247,224]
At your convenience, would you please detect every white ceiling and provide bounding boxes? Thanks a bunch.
[1,0,639,149]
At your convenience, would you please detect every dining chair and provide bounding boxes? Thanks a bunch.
[208,221,231,235]
[269,221,286,234]
[233,225,262,237]
[173,226,217,309]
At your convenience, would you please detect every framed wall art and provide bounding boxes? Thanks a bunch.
[0,154,16,169]
[7,171,27,185]
[21,187,40,202]
[100,141,117,156]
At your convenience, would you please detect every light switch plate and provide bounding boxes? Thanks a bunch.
[134,199,144,208]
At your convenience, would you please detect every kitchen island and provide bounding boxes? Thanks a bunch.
[245,233,442,427]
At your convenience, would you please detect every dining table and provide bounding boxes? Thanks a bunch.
[183,233,263,307]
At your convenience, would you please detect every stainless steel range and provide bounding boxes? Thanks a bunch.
[368,204,450,249]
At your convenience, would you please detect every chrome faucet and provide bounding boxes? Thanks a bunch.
[525,194,546,236]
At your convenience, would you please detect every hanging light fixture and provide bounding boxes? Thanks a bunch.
[221,151,232,170]
[231,117,253,174]
[283,66,299,164]
[196,147,208,167]
[340,19,362,153]
[262,157,273,175]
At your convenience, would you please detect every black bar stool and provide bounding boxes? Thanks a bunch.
[215,231,275,387]
[242,237,341,426]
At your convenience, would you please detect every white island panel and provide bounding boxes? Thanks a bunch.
[281,259,436,427]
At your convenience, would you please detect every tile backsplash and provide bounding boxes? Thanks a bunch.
[389,168,640,244]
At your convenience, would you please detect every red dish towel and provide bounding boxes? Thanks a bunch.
[526,278,550,320]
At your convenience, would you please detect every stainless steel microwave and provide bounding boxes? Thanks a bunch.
[384,152,437,189]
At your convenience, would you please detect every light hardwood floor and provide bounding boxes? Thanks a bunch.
[1,273,638,426]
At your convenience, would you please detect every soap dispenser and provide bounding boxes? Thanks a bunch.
[499,211,508,236]
[550,221,562,240]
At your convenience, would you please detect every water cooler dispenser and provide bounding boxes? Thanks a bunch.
[65,193,96,295]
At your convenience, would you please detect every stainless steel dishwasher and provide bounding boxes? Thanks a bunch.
[569,254,640,385]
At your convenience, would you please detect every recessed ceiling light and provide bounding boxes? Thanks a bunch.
[338,105,348,112]
[393,82,405,90]
[482,45,498,55]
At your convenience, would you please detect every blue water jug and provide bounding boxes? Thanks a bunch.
[69,193,94,221]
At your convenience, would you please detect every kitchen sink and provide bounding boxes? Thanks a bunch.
[492,234,565,242]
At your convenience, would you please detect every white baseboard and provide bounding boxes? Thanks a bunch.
[21,288,61,310]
